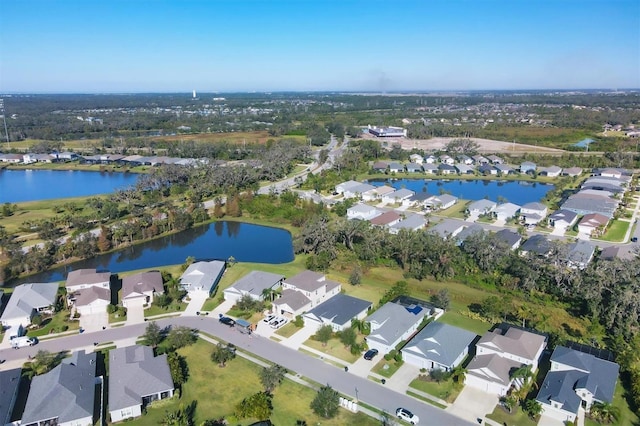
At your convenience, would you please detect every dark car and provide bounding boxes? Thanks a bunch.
[363,348,379,360]
[219,316,235,327]
[632,237,638,243]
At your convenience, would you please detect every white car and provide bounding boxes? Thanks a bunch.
[262,314,276,324]
[396,407,419,424]
[269,317,288,329]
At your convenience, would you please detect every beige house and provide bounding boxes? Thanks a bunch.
[121,271,165,309]
[272,271,341,318]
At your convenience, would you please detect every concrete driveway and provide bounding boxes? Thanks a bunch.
[537,413,567,426]
[183,292,210,316]
[79,311,108,333]
[447,386,498,423]
[125,299,145,325]
[281,324,317,349]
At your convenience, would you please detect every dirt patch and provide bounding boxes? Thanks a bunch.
[363,135,565,154]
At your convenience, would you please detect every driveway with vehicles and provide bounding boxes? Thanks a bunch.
[0,316,473,425]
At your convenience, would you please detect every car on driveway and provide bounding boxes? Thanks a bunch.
[219,316,235,327]
[269,317,288,329]
[396,407,419,424]
[363,348,379,360]
[262,314,276,324]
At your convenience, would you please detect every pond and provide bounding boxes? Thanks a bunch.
[8,221,294,285]
[368,178,554,205]
[0,169,139,203]
[573,138,595,148]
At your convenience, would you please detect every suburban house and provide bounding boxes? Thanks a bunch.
[438,164,457,175]
[272,270,341,318]
[405,163,423,173]
[561,193,619,218]
[409,153,424,164]
[369,211,402,228]
[520,161,537,174]
[458,155,473,165]
[423,163,439,174]
[21,351,97,426]
[548,209,579,232]
[473,155,489,165]
[389,214,427,234]
[495,164,514,175]
[0,282,58,337]
[342,183,376,199]
[303,293,372,331]
[478,164,497,175]
[539,165,563,177]
[493,203,521,222]
[566,240,596,269]
[0,368,21,426]
[425,194,458,211]
[455,164,475,175]
[179,260,226,295]
[456,224,486,246]
[109,345,175,422]
[487,155,503,164]
[599,246,623,261]
[335,180,361,195]
[424,155,437,164]
[407,192,433,208]
[495,229,522,250]
[536,346,619,423]
[223,270,284,303]
[562,167,583,177]
[581,176,626,193]
[439,154,454,165]
[372,161,388,173]
[362,185,395,201]
[577,213,609,236]
[382,188,415,205]
[65,269,111,292]
[520,235,552,256]
[346,203,381,221]
[429,220,465,239]
[388,162,404,173]
[121,271,165,309]
[71,286,111,316]
[365,302,427,354]
[467,199,497,216]
[401,322,476,372]
[520,202,548,225]
[600,168,623,179]
[465,326,546,395]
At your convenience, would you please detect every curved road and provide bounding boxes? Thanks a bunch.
[0,316,472,425]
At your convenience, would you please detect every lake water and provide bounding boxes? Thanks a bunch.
[369,178,554,205]
[8,221,294,285]
[0,169,139,203]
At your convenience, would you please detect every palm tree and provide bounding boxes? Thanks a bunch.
[590,401,620,424]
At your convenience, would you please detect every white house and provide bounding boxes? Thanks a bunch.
[539,165,562,177]
[362,185,395,201]
[71,286,111,316]
[577,213,609,236]
[344,183,376,199]
[121,271,165,309]
[467,199,497,216]
[335,180,361,195]
[272,270,341,318]
[65,269,111,292]
[382,189,415,205]
[493,203,521,222]
[109,345,175,422]
[179,260,226,295]
[409,153,424,164]
[346,203,381,221]
[465,326,546,395]
[365,302,427,354]
[520,202,548,225]
[0,282,58,336]
[402,322,476,371]
[223,270,284,303]
[548,209,578,232]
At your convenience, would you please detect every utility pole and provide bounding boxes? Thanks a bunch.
[0,98,9,150]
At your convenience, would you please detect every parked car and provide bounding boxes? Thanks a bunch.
[632,237,638,243]
[219,316,235,327]
[262,314,276,324]
[363,348,379,360]
[269,317,288,329]
[396,407,419,424]
[10,336,36,349]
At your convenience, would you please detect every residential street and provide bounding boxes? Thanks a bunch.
[0,315,473,425]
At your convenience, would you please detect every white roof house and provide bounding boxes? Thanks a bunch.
[0,282,59,336]
[402,322,476,372]
[382,189,415,205]
[273,270,342,317]
[365,302,427,354]
[520,202,548,225]
[346,203,381,221]
[467,199,497,215]
[493,203,521,221]
[179,260,226,295]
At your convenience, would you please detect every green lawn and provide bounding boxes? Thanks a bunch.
[486,405,537,426]
[409,376,463,403]
[600,219,629,242]
[128,339,378,425]
[372,359,404,378]
[275,322,301,338]
[144,301,187,317]
[438,311,491,336]
[304,337,361,363]
[26,310,79,337]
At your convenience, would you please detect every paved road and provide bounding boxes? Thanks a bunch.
[0,316,473,425]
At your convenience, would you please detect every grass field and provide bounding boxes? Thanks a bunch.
[486,405,537,426]
[601,219,630,242]
[409,376,463,404]
[305,336,361,363]
[128,339,378,425]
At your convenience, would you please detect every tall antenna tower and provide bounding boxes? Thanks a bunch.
[0,98,9,150]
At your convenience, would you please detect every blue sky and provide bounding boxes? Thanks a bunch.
[1,0,638,92]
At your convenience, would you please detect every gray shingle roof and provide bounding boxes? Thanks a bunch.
[21,351,96,425]
[0,282,58,322]
[285,270,340,293]
[391,214,426,231]
[122,271,164,300]
[274,288,311,311]
[180,260,225,293]
[66,269,111,289]
[366,302,422,346]
[109,345,174,412]
[536,370,583,414]
[520,235,551,255]
[305,294,372,327]
[495,229,521,248]
[73,286,111,306]
[0,368,21,425]
[467,353,523,386]
[227,271,284,298]
[402,322,476,368]
[477,327,546,361]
